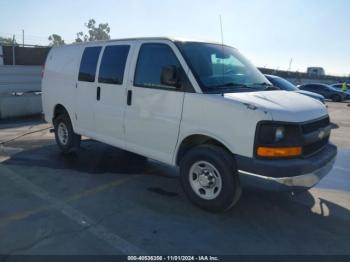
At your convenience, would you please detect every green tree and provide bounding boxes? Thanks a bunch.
[0,36,17,45]
[75,19,111,43]
[48,34,65,46]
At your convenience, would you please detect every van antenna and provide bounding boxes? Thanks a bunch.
[219,15,225,86]
[219,15,224,45]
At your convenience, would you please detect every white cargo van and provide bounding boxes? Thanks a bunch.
[42,37,337,212]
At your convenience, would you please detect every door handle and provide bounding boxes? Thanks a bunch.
[127,90,132,106]
[97,86,101,101]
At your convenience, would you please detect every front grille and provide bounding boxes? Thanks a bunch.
[301,117,331,157]
[303,136,329,157]
[301,117,330,134]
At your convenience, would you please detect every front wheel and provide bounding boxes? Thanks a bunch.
[53,113,81,154]
[180,145,242,212]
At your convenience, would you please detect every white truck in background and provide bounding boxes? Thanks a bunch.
[42,37,337,212]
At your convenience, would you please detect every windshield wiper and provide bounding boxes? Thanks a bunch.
[249,82,279,90]
[205,83,263,94]
[206,82,250,89]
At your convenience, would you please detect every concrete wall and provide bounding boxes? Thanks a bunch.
[0,65,42,119]
[0,65,42,94]
[0,93,42,119]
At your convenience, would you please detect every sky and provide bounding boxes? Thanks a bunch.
[0,0,349,76]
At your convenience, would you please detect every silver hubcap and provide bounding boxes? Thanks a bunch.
[57,122,69,145]
[189,161,222,200]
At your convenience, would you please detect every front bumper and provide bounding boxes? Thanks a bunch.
[237,143,337,191]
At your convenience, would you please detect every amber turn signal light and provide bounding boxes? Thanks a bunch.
[257,146,302,157]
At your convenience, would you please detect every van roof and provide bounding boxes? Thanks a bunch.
[62,36,232,47]
[112,36,217,43]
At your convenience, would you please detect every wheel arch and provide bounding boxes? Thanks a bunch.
[53,104,69,120]
[52,104,77,132]
[175,134,235,166]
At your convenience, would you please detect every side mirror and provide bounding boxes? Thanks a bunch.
[160,65,180,88]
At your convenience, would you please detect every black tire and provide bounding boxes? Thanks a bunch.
[332,95,341,102]
[179,145,242,212]
[53,113,81,154]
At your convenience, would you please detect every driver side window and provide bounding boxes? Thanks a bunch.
[134,43,181,90]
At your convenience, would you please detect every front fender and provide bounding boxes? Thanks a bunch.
[172,131,236,166]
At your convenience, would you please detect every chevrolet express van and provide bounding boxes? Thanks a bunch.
[42,37,337,212]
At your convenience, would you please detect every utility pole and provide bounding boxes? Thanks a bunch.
[22,29,24,47]
[219,15,225,77]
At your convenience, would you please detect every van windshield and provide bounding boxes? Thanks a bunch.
[176,42,272,93]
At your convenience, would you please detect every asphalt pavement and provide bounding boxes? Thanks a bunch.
[0,102,349,255]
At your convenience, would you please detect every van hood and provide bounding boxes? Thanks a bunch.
[224,91,328,122]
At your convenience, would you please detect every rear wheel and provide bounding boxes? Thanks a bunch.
[53,113,81,154]
[180,145,241,212]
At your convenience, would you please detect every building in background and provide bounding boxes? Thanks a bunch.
[307,67,326,77]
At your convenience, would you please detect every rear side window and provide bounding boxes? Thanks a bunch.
[98,45,130,85]
[78,47,102,82]
[134,44,181,89]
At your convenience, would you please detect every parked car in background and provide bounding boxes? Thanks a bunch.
[298,83,347,102]
[265,74,325,104]
[331,83,350,100]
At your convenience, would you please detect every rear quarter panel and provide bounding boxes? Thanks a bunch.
[42,45,84,129]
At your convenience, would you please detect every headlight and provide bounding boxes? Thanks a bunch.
[275,127,285,142]
[255,123,302,158]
